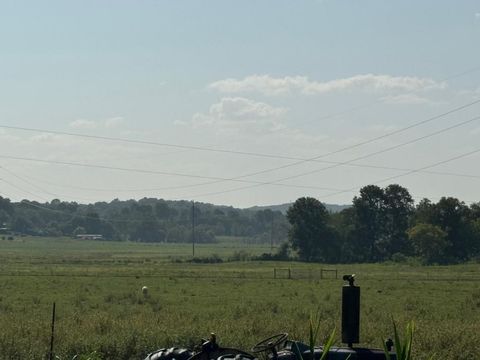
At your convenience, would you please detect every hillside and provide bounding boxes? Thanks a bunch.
[248,202,350,214]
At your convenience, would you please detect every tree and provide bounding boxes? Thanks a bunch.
[155,200,172,219]
[350,185,385,262]
[0,196,14,216]
[470,219,480,257]
[431,197,472,261]
[469,202,480,221]
[73,226,87,236]
[414,198,435,224]
[382,184,414,256]
[331,207,357,263]
[84,212,102,234]
[131,218,165,242]
[286,197,337,262]
[407,223,448,264]
[11,216,34,235]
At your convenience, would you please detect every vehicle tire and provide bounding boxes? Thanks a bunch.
[145,347,193,360]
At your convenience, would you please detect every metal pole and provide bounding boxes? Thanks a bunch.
[270,217,274,253]
[49,302,56,360]
[192,201,195,257]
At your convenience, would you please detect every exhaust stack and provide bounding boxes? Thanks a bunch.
[341,274,360,348]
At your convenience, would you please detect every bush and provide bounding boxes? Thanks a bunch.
[229,250,250,261]
[187,254,223,264]
[391,252,407,263]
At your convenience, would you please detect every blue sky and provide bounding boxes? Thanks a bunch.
[0,1,479,207]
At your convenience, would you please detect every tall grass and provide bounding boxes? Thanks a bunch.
[294,312,335,360]
[383,320,434,360]
[1,238,479,359]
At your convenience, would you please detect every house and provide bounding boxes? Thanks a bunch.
[75,234,104,240]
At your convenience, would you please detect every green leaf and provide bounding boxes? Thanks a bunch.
[319,327,336,360]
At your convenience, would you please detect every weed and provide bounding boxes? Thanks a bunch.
[383,320,434,360]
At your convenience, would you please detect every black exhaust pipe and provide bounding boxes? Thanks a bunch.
[341,274,360,348]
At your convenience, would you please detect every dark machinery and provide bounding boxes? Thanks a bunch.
[144,275,396,360]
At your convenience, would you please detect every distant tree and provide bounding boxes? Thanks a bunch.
[414,198,435,224]
[469,202,480,220]
[73,226,87,236]
[0,196,14,216]
[431,197,472,261]
[166,225,189,243]
[84,212,102,234]
[330,207,357,263]
[11,216,34,235]
[350,185,385,262]
[132,218,165,242]
[470,219,480,257]
[407,223,448,264]
[155,200,171,219]
[193,225,217,243]
[382,184,414,256]
[0,209,11,225]
[286,197,337,262]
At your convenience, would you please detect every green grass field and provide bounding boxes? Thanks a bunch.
[0,237,479,359]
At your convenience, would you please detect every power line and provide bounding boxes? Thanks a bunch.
[0,98,479,174]
[0,154,345,193]
[1,99,479,198]
[182,144,480,202]
[0,178,50,202]
[269,114,480,183]
[227,99,480,180]
[0,165,99,202]
[175,114,480,199]
[316,146,480,201]
[6,159,480,195]
[3,146,479,225]
[1,113,479,202]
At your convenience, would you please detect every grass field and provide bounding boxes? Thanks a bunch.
[0,237,479,360]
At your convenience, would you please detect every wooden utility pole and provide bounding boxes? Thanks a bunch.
[270,217,274,253]
[192,201,195,257]
[49,302,56,360]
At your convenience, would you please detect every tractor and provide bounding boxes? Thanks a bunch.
[144,275,396,360]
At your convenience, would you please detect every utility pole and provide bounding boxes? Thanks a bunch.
[270,216,274,253]
[192,201,195,257]
[49,302,56,360]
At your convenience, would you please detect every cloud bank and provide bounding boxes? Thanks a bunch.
[69,117,124,129]
[191,97,288,134]
[209,74,446,96]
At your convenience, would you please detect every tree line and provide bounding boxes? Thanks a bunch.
[0,197,288,245]
[286,184,480,264]
[1,184,478,264]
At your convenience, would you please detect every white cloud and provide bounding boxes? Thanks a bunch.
[104,116,124,128]
[69,116,124,130]
[70,119,97,129]
[475,12,480,19]
[380,93,431,105]
[209,74,446,96]
[30,133,63,142]
[191,97,288,134]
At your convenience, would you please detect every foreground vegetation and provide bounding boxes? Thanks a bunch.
[0,237,479,359]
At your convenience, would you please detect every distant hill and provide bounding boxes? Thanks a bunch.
[247,202,350,214]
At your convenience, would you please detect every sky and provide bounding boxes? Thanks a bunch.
[0,0,479,208]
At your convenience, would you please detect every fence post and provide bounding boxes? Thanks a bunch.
[49,302,56,360]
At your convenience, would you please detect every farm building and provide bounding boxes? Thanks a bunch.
[75,234,104,240]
